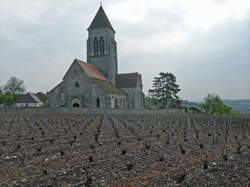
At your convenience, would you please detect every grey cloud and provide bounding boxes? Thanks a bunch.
[117,15,250,99]
[214,0,230,4]
[0,0,249,100]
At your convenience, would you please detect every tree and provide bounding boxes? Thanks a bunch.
[0,86,3,94]
[149,72,181,108]
[0,94,5,104]
[201,93,240,117]
[201,94,223,114]
[4,77,25,95]
[4,93,14,106]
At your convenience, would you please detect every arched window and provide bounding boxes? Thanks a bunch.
[115,98,118,109]
[96,98,100,107]
[94,37,98,55]
[60,92,64,106]
[123,98,126,108]
[119,98,122,108]
[61,92,64,101]
[100,37,104,55]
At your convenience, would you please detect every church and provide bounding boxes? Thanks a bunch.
[48,6,145,109]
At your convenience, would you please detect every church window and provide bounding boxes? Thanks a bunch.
[119,98,122,108]
[100,37,104,55]
[60,91,65,106]
[123,98,126,108]
[94,37,98,55]
[75,82,80,88]
[115,98,118,109]
[61,92,64,100]
[96,98,100,107]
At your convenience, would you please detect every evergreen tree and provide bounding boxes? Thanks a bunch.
[149,72,181,108]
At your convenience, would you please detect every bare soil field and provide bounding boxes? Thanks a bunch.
[0,110,249,186]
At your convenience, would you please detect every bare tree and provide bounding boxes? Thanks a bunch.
[4,77,25,95]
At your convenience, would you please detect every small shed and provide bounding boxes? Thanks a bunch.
[15,93,43,107]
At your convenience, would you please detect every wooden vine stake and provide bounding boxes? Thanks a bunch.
[213,118,217,164]
[82,115,86,143]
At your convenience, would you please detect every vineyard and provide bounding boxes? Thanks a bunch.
[0,109,249,186]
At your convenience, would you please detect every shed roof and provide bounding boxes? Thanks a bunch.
[16,93,42,104]
[115,72,140,88]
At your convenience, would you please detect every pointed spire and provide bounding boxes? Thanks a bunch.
[87,6,115,33]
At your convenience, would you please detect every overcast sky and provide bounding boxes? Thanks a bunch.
[0,0,249,100]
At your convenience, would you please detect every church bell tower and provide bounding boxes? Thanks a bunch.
[87,5,118,85]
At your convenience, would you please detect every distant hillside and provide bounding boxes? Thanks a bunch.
[222,99,250,108]
[181,100,201,107]
[181,99,250,114]
[222,99,250,114]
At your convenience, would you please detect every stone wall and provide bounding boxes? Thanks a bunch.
[48,61,112,108]
[121,87,144,109]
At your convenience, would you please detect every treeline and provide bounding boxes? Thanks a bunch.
[0,94,22,106]
[182,94,242,117]
[146,72,241,117]
[200,94,241,117]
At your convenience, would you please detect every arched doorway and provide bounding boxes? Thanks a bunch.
[72,98,81,108]
[73,103,80,107]
[96,98,100,107]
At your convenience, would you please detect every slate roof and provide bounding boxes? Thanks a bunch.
[88,6,115,32]
[115,73,140,88]
[16,93,42,103]
[76,59,108,82]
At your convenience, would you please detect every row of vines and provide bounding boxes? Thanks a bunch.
[0,110,249,186]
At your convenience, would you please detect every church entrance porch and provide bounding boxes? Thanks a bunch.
[72,98,81,108]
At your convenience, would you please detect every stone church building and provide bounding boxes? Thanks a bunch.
[48,6,145,109]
